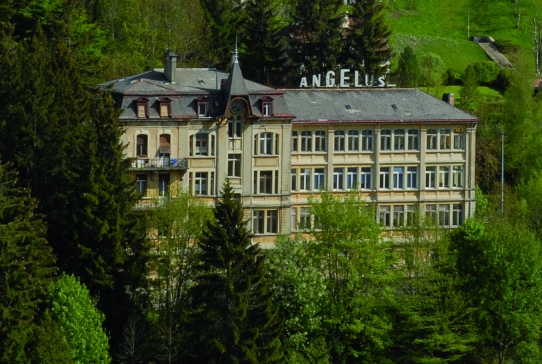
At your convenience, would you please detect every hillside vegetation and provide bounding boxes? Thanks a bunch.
[389,0,542,72]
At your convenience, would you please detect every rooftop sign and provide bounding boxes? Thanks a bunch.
[299,69,394,88]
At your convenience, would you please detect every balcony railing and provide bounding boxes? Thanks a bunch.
[129,157,188,171]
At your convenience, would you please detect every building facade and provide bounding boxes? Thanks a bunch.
[101,50,478,246]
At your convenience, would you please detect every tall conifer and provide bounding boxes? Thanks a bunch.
[188,179,283,363]
[342,0,392,78]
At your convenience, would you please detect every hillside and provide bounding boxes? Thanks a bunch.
[389,0,542,72]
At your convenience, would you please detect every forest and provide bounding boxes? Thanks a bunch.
[1,0,542,363]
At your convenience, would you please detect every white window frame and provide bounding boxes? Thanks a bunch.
[300,168,311,191]
[313,168,325,191]
[360,167,372,189]
[379,206,391,228]
[301,131,312,152]
[453,128,465,150]
[361,130,373,151]
[393,205,405,227]
[394,130,405,150]
[333,167,345,191]
[334,130,345,152]
[380,167,390,189]
[452,165,464,188]
[381,130,392,151]
[291,169,297,191]
[348,130,359,151]
[228,154,241,177]
[407,129,419,150]
[315,130,326,152]
[292,131,298,152]
[439,204,450,227]
[440,129,451,150]
[346,167,358,190]
[393,167,404,189]
[426,166,437,188]
[427,129,438,150]
[254,170,278,194]
[136,174,147,195]
[228,116,242,138]
[453,204,463,226]
[439,166,450,188]
[406,166,418,189]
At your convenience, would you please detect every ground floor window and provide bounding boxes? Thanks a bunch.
[253,209,279,234]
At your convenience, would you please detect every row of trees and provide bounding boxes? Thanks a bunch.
[124,181,542,363]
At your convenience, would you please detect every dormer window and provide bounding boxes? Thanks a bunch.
[261,96,273,117]
[197,96,209,117]
[136,97,149,118]
[159,97,172,118]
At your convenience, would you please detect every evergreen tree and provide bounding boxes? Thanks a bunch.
[0,28,150,351]
[458,64,480,112]
[0,163,57,363]
[200,0,240,70]
[240,0,286,85]
[397,45,419,87]
[188,179,283,363]
[288,0,343,81]
[342,0,392,78]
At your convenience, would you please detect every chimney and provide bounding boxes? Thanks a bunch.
[163,49,178,84]
[442,93,455,106]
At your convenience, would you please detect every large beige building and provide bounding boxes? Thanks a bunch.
[101,50,478,246]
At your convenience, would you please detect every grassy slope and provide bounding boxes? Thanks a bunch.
[388,0,542,73]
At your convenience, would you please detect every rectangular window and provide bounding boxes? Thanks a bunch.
[407,129,419,150]
[452,166,464,188]
[381,130,391,151]
[380,167,390,189]
[427,129,437,150]
[300,207,311,230]
[292,131,298,152]
[426,166,437,188]
[291,207,298,231]
[258,132,273,155]
[291,169,297,191]
[198,102,208,117]
[314,168,325,190]
[334,130,345,151]
[379,206,391,227]
[426,204,437,224]
[439,205,450,227]
[300,168,311,191]
[406,166,418,189]
[263,102,272,116]
[360,167,372,189]
[194,172,207,196]
[333,168,344,191]
[136,174,147,195]
[301,131,312,152]
[266,210,278,233]
[394,130,405,150]
[228,117,242,138]
[440,129,451,150]
[136,135,148,156]
[346,167,358,190]
[406,205,415,226]
[158,174,170,197]
[160,103,169,117]
[454,128,465,150]
[315,130,326,152]
[393,167,404,189]
[361,130,373,151]
[439,166,450,188]
[137,104,146,118]
[195,133,209,156]
[453,204,463,226]
[228,154,241,177]
[253,211,264,234]
[393,205,405,227]
[257,171,273,194]
[348,130,359,151]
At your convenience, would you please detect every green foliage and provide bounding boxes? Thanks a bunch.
[451,218,542,362]
[342,0,392,77]
[45,274,111,364]
[188,179,283,363]
[0,163,57,363]
[419,52,445,94]
[472,61,500,85]
[288,0,343,80]
[240,0,287,85]
[397,45,419,87]
[457,64,480,112]
[146,190,212,362]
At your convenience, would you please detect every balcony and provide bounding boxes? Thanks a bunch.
[129,157,188,171]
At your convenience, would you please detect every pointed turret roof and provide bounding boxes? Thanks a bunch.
[222,42,249,103]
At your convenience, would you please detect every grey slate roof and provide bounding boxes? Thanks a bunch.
[281,88,478,124]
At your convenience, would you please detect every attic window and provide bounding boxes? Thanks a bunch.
[261,96,274,117]
[159,97,172,118]
[197,96,209,117]
[391,104,398,110]
[345,105,351,110]
[136,97,149,118]
[198,78,205,84]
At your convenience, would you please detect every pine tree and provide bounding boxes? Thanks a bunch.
[288,0,343,80]
[397,45,419,87]
[0,163,57,363]
[240,0,286,85]
[188,179,283,363]
[342,0,392,78]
